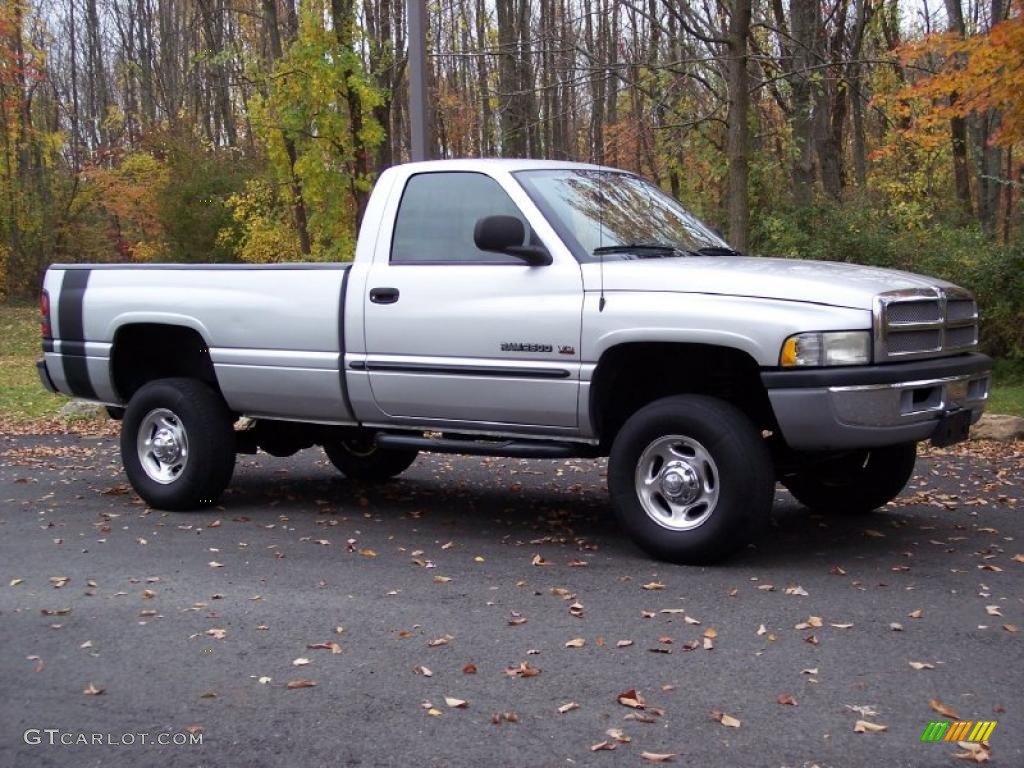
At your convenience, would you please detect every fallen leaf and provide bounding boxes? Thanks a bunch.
[530,554,551,566]
[433,576,452,584]
[711,710,741,728]
[985,605,1003,617]
[83,683,104,695]
[830,623,854,629]
[49,576,70,588]
[26,655,44,672]
[208,561,223,568]
[929,698,960,719]
[427,635,453,647]
[605,728,630,743]
[286,679,317,689]
[462,663,477,674]
[184,724,203,735]
[909,661,935,670]
[292,658,310,667]
[505,661,540,678]
[642,582,665,591]
[558,701,579,714]
[306,642,342,654]
[795,616,823,630]
[757,624,767,636]
[444,696,468,708]
[427,707,442,717]
[565,637,585,648]
[1004,624,1020,633]
[784,585,809,596]
[258,676,272,684]
[616,640,634,648]
[854,720,888,733]
[776,693,797,706]
[954,742,992,763]
[864,529,885,538]
[358,548,377,558]
[10,578,24,587]
[414,665,433,677]
[617,689,646,709]
[890,622,904,631]
[205,628,227,640]
[640,752,677,763]
[909,609,924,619]
[590,741,616,752]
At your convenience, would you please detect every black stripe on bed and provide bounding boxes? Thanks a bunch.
[58,268,97,399]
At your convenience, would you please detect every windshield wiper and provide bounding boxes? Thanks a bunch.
[593,242,682,256]
[688,245,743,256]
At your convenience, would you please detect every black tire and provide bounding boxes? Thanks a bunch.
[120,378,236,510]
[608,395,774,564]
[781,443,917,515]
[323,436,418,483]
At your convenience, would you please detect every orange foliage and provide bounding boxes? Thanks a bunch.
[898,6,1024,147]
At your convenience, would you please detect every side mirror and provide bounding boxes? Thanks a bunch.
[474,215,552,266]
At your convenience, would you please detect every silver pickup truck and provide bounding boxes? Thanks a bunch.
[37,159,992,563]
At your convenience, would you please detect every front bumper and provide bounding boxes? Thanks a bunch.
[762,353,991,450]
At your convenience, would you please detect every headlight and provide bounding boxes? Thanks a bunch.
[780,331,870,367]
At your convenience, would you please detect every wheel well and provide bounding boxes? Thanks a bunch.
[111,324,220,402]
[591,342,776,448]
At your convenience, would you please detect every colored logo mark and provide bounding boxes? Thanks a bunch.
[920,721,996,742]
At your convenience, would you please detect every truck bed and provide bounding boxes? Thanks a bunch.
[41,263,356,423]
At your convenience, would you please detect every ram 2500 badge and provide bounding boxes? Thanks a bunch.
[37,159,991,563]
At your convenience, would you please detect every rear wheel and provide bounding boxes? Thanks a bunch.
[781,443,917,515]
[121,378,236,510]
[607,395,774,564]
[323,435,418,483]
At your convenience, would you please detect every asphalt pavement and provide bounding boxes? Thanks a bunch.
[0,431,1021,768]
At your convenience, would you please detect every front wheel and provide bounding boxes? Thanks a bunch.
[608,395,774,564]
[121,378,236,510]
[323,435,418,483]
[781,443,917,515]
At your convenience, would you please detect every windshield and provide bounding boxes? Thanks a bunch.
[514,169,732,261]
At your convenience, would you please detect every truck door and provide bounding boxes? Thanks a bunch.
[361,170,583,430]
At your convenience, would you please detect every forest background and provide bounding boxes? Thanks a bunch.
[2,0,1023,371]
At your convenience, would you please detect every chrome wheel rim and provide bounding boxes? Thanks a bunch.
[635,434,720,531]
[137,408,189,484]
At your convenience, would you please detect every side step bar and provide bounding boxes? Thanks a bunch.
[375,433,582,459]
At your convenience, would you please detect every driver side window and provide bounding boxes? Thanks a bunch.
[390,172,529,263]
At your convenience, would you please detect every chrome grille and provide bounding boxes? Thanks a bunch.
[887,329,941,354]
[885,301,942,324]
[875,287,979,361]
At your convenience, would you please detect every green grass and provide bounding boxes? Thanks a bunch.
[990,359,1024,417]
[1,301,1022,421]
[0,302,67,420]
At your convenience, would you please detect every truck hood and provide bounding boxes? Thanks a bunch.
[595,256,958,310]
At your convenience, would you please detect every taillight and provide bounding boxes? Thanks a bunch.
[40,290,52,339]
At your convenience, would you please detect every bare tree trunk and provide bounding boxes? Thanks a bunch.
[942,0,973,217]
[726,0,751,250]
[262,0,311,255]
[788,0,817,207]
